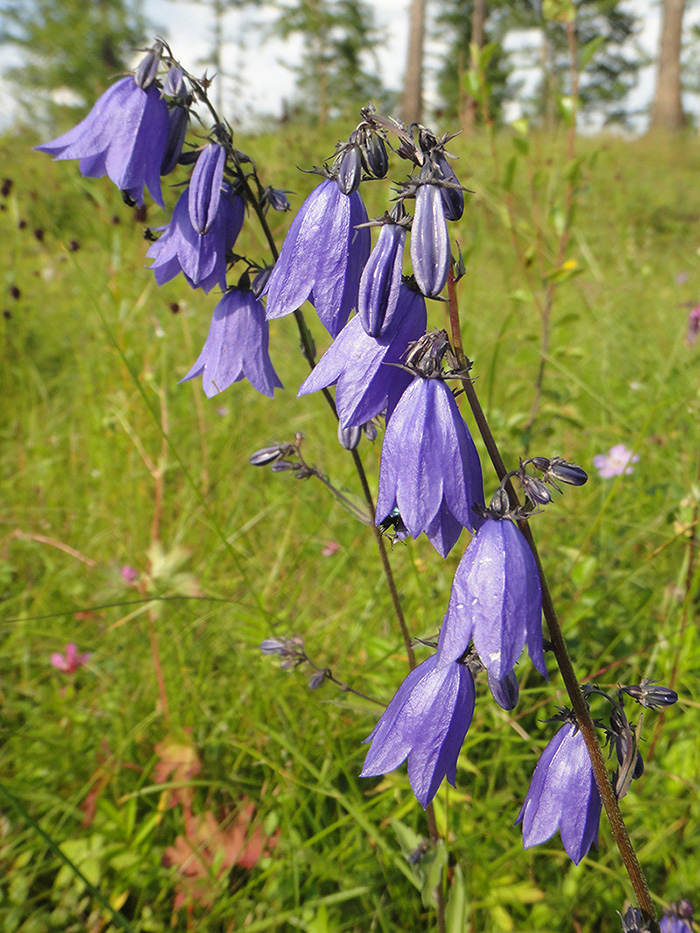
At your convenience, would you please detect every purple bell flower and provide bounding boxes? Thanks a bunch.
[660,902,695,933]
[35,76,169,208]
[189,143,226,234]
[146,183,244,293]
[516,720,602,865]
[357,218,407,337]
[180,288,283,398]
[375,376,484,557]
[361,654,475,808]
[440,516,547,680]
[410,181,450,299]
[264,178,371,337]
[298,284,426,427]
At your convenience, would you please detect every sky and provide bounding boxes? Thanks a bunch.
[1,1,699,133]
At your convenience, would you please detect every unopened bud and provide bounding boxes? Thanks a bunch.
[520,474,552,506]
[134,41,164,89]
[163,66,187,98]
[338,423,362,450]
[621,680,678,710]
[336,146,362,195]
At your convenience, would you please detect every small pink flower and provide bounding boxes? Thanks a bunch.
[592,444,639,479]
[50,643,91,674]
[321,540,341,557]
[121,564,139,584]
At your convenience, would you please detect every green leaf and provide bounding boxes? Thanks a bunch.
[419,841,447,909]
[446,864,468,933]
[580,35,605,70]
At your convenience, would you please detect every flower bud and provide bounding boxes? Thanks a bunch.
[249,444,290,466]
[308,668,329,690]
[410,181,450,299]
[336,146,362,195]
[263,186,291,212]
[134,40,164,89]
[160,104,189,175]
[188,143,226,234]
[358,220,406,337]
[432,150,464,221]
[338,423,362,450]
[622,680,678,709]
[163,66,187,98]
[488,487,510,517]
[362,131,388,178]
[548,457,588,487]
[520,474,552,506]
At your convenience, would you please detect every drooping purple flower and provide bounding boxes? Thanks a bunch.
[361,654,475,808]
[357,215,407,337]
[35,76,169,208]
[180,288,283,398]
[298,285,427,427]
[264,178,371,337]
[660,901,695,933]
[516,719,602,865]
[375,376,484,557]
[189,143,226,234]
[410,181,450,299]
[440,516,547,680]
[146,183,244,293]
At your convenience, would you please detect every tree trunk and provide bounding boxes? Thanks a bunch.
[400,0,426,125]
[462,0,486,134]
[649,0,686,131]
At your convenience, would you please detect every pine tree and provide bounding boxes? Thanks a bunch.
[0,0,152,130]
[269,0,388,123]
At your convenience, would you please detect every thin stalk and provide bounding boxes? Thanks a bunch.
[524,20,579,438]
[448,267,659,930]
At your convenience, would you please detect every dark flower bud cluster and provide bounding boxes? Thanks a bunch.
[582,680,678,799]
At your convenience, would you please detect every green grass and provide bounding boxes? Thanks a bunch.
[0,121,698,932]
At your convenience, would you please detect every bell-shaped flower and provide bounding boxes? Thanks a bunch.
[516,718,602,865]
[361,654,475,808]
[410,181,450,299]
[180,288,283,398]
[146,183,244,293]
[264,177,370,337]
[659,902,695,933]
[358,217,407,337]
[440,516,547,680]
[35,76,169,208]
[189,143,226,234]
[298,285,426,427]
[375,376,484,557]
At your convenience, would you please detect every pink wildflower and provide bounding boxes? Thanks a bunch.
[592,444,639,479]
[121,564,139,584]
[50,643,91,674]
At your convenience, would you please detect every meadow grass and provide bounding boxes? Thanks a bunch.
[0,122,698,932]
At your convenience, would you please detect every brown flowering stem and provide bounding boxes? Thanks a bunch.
[447,266,659,931]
